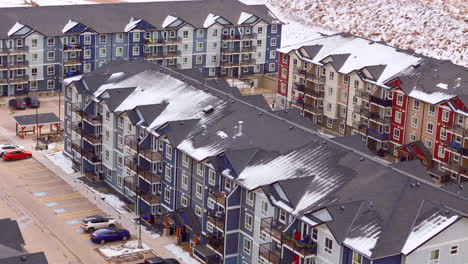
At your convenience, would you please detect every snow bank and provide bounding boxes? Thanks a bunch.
[95,191,127,214]
[164,244,201,264]
[45,151,74,174]
[99,240,150,258]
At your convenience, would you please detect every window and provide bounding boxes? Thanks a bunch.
[47,80,55,90]
[182,43,189,51]
[410,133,416,141]
[414,99,420,110]
[395,111,402,123]
[270,50,277,59]
[440,127,447,140]
[243,238,252,255]
[246,191,254,206]
[280,83,286,93]
[279,209,287,223]
[30,81,37,90]
[182,153,189,167]
[133,32,140,42]
[105,150,110,161]
[116,33,123,43]
[181,173,189,190]
[197,162,204,176]
[99,34,107,43]
[261,200,269,216]
[46,66,54,76]
[393,128,400,140]
[105,130,110,140]
[164,189,171,203]
[165,166,171,182]
[132,46,140,56]
[328,87,333,96]
[270,38,277,46]
[196,55,202,65]
[269,63,275,72]
[326,103,332,112]
[450,245,458,255]
[31,39,38,48]
[312,228,318,241]
[396,94,403,106]
[354,79,359,89]
[165,144,172,160]
[324,238,333,254]
[99,48,106,58]
[442,110,450,122]
[259,232,267,241]
[83,63,91,73]
[425,139,432,148]
[429,249,439,264]
[117,155,123,168]
[84,49,91,59]
[257,26,263,34]
[257,40,262,47]
[427,122,434,134]
[245,213,253,231]
[31,68,38,76]
[208,169,216,185]
[106,168,112,180]
[211,55,217,63]
[196,183,203,199]
[31,53,38,62]
[411,116,418,128]
[327,118,333,128]
[457,115,464,125]
[352,251,363,264]
[47,37,55,46]
[116,47,123,57]
[225,178,232,191]
[342,91,347,101]
[197,29,203,37]
[47,51,55,61]
[181,196,188,207]
[329,71,334,80]
[117,135,123,148]
[438,146,445,159]
[196,42,203,51]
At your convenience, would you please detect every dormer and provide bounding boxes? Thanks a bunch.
[238,12,258,25]
[124,17,156,32]
[162,15,185,29]
[7,22,33,38]
[62,20,94,35]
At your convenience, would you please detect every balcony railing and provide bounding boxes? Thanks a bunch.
[303,102,323,115]
[355,90,370,101]
[124,178,138,194]
[282,233,318,257]
[370,95,392,107]
[221,47,240,53]
[444,140,468,156]
[139,149,162,162]
[82,150,101,164]
[63,44,82,51]
[8,46,29,54]
[207,234,224,255]
[71,123,82,135]
[164,50,181,57]
[124,156,138,172]
[352,121,367,133]
[241,46,256,52]
[83,133,102,145]
[369,112,391,124]
[207,210,225,230]
[452,123,468,136]
[260,217,285,242]
[125,135,138,151]
[259,243,282,264]
[166,63,181,70]
[9,75,29,84]
[164,37,182,44]
[0,47,7,55]
[239,71,254,79]
[222,35,241,41]
[220,61,238,67]
[241,33,257,40]
[293,83,305,92]
[144,53,164,60]
[8,61,29,69]
[144,39,164,46]
[0,79,7,85]
[304,87,324,98]
[139,170,162,184]
[208,185,226,206]
[63,59,82,66]
[366,128,389,141]
[71,141,82,154]
[240,59,256,66]
[82,113,102,125]
[140,192,160,205]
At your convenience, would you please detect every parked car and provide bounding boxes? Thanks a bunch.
[8,98,26,110]
[90,228,130,244]
[81,215,116,232]
[139,257,181,264]
[23,96,40,108]
[3,149,32,161]
[0,144,24,157]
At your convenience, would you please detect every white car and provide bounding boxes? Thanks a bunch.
[81,215,117,232]
[0,144,24,157]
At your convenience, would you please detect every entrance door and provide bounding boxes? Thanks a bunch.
[8,85,15,96]
[2,87,7,96]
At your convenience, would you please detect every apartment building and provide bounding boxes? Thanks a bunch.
[64,59,468,264]
[0,0,281,96]
[276,33,467,183]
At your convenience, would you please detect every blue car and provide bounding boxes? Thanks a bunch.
[90,228,130,244]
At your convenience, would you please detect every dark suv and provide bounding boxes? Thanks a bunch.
[8,98,26,110]
[23,96,40,108]
[139,257,180,264]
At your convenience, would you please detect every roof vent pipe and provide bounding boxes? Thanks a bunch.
[454,77,461,88]
[238,121,244,136]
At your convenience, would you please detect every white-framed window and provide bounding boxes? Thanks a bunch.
[196,183,203,199]
[47,80,55,90]
[83,63,91,73]
[270,50,276,59]
[269,63,275,71]
[17,84,23,91]
[116,47,123,57]
[30,81,37,90]
[165,165,171,182]
[181,196,188,207]
[413,99,420,110]
[438,146,445,159]
[280,83,286,93]
[395,111,402,123]
[425,139,432,148]
[244,213,253,231]
[47,51,55,61]
[182,153,189,167]
[117,135,123,148]
[328,87,333,96]
[329,71,335,80]
[207,198,215,210]
[197,162,204,176]
[442,110,450,122]
[279,209,287,223]
[259,231,267,241]
[132,46,140,56]
[206,222,214,233]
[410,133,416,142]
[243,238,252,255]
[342,90,347,101]
[429,249,439,264]
[196,55,202,64]
[181,173,188,190]
[31,68,38,76]
[208,169,216,186]
[106,168,112,180]
[84,49,91,59]
[396,94,403,106]
[353,79,359,89]
[47,37,55,46]
[105,150,110,161]
[352,251,363,264]
[47,65,54,76]
[450,245,458,255]
[393,128,400,140]
[246,191,254,206]
[440,127,447,140]
[31,38,38,48]
[260,200,269,216]
[196,29,203,37]
[195,205,202,217]
[116,33,123,42]
[133,32,140,42]
[99,34,107,43]
[165,144,172,160]
[99,48,106,58]
[158,139,164,151]
[196,42,204,51]
[31,53,38,62]
[257,26,263,34]
[427,122,434,134]
[83,35,91,45]
[117,155,123,168]
[164,188,171,203]
[429,105,435,115]
[312,228,318,241]
[211,55,217,63]
[257,39,262,47]
[325,237,333,254]
[327,103,332,112]
[225,178,232,191]
[270,38,277,46]
[327,118,333,128]
[411,116,418,128]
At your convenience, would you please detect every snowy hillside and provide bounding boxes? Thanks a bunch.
[267,0,467,66]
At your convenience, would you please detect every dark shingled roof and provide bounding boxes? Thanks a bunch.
[302,45,323,59]
[327,54,351,71]
[136,103,168,127]
[0,252,48,264]
[0,219,24,252]
[13,113,61,126]
[101,87,137,112]
[366,65,387,81]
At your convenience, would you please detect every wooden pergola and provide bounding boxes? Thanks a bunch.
[13,113,61,139]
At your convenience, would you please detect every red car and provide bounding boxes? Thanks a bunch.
[3,149,32,161]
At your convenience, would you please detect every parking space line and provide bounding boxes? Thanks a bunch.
[80,234,91,240]
[33,192,47,197]
[32,184,69,192]
[57,208,102,218]
[27,180,63,186]
[51,201,91,208]
[22,175,54,179]
[38,192,81,201]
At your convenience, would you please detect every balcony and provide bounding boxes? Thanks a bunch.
[260,217,285,242]
[0,64,7,71]
[303,103,323,115]
[304,87,324,98]
[239,71,254,79]
[352,121,367,133]
[8,46,29,54]
[139,170,162,184]
[369,112,391,124]
[355,90,370,101]
[241,46,256,53]
[206,234,224,256]
[125,135,138,151]
[64,71,82,78]
[82,150,101,164]
[124,178,138,194]
[292,83,305,93]
[139,149,162,162]
[140,192,160,205]
[222,35,241,41]
[366,128,389,141]
[164,37,182,45]
[144,53,164,60]
[71,141,82,154]
[207,210,225,230]
[221,47,240,54]
[83,133,102,145]
[305,73,325,84]
[282,234,317,257]
[164,50,181,58]
[82,113,102,125]
[71,123,82,135]
[166,63,182,70]
[259,243,282,264]
[354,105,369,116]
[8,61,29,69]
[0,78,7,85]
[208,186,226,207]
[124,156,138,173]
[0,47,7,55]
[63,44,82,52]
[9,75,29,84]
[240,59,256,66]
[370,95,392,107]
[63,59,82,66]
[452,123,467,136]
[241,33,257,40]
[220,61,238,68]
[444,141,468,156]
[144,39,164,46]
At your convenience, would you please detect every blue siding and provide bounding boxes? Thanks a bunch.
[373,255,402,264]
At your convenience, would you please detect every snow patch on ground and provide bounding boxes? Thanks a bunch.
[164,244,201,264]
[130,219,161,239]
[87,187,127,214]
[99,240,150,258]
[45,151,74,174]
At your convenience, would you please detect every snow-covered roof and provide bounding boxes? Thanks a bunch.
[7,22,24,36]
[408,89,455,105]
[203,14,220,28]
[124,17,142,32]
[162,15,179,28]
[62,19,78,34]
